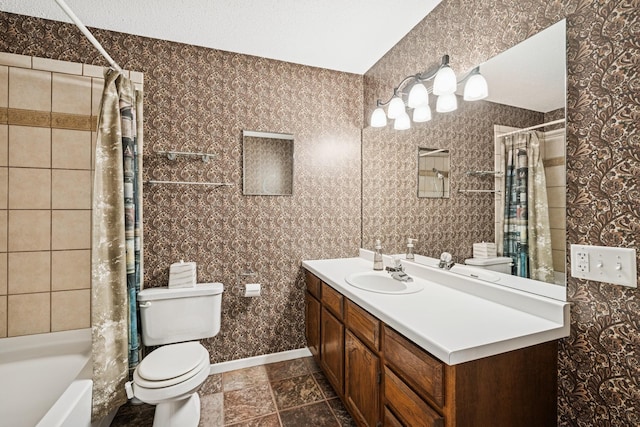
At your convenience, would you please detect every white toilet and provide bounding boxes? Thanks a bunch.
[464,256,513,274]
[126,282,224,427]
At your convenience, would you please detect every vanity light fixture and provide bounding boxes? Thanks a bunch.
[370,55,489,129]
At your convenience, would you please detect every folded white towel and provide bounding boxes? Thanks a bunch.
[473,242,497,258]
[168,261,196,288]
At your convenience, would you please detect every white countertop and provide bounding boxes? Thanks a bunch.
[302,252,570,365]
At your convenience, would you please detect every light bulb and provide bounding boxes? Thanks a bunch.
[463,69,488,101]
[433,65,457,95]
[413,105,432,122]
[394,112,411,130]
[436,93,458,113]
[387,96,406,119]
[370,107,387,127]
[407,82,429,108]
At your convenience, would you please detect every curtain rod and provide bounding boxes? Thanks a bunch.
[497,118,565,138]
[54,0,123,73]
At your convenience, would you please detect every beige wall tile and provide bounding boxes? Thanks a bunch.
[0,253,6,295]
[551,227,566,252]
[8,168,51,209]
[545,165,566,187]
[547,186,566,208]
[0,296,6,337]
[83,64,106,78]
[0,124,7,166]
[52,129,92,170]
[0,210,6,252]
[32,57,82,75]
[8,125,51,168]
[0,168,6,209]
[0,52,31,68]
[91,78,104,116]
[8,292,50,336]
[52,170,91,209]
[52,73,91,115]
[0,66,7,108]
[8,210,50,251]
[52,210,90,250]
[51,289,90,331]
[52,250,90,291]
[8,251,50,294]
[9,67,51,111]
[549,207,566,230]
[552,249,566,273]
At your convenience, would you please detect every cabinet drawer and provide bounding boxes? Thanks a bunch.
[384,367,444,427]
[305,270,321,299]
[346,300,380,350]
[383,326,444,408]
[321,282,343,319]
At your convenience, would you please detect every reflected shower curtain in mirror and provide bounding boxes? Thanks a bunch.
[502,132,553,282]
[91,69,143,421]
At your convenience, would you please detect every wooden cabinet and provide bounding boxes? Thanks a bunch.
[305,292,321,360]
[321,306,344,393]
[345,330,380,427]
[303,269,558,427]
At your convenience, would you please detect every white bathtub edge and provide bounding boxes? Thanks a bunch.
[36,379,92,427]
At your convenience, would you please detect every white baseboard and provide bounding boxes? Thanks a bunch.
[209,347,312,375]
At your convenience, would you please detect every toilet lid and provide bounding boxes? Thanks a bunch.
[135,342,209,388]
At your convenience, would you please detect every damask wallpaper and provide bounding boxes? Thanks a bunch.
[363,1,639,425]
[2,0,638,424]
[0,12,363,363]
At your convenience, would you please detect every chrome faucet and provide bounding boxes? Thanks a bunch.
[438,252,455,270]
[386,257,413,282]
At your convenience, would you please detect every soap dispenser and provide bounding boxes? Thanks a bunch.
[406,238,417,261]
[373,240,384,271]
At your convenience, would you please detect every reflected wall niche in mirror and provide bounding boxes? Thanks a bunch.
[242,130,294,196]
[418,148,450,198]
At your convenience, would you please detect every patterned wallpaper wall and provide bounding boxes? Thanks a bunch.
[363,1,639,425]
[0,12,363,362]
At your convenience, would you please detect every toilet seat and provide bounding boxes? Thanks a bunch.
[135,342,209,388]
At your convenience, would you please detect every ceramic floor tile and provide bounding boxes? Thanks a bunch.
[200,373,223,395]
[224,383,276,425]
[271,374,324,410]
[198,392,223,427]
[313,371,338,399]
[225,413,281,427]
[223,365,269,392]
[265,358,310,382]
[305,356,322,373]
[279,401,339,427]
[327,398,358,427]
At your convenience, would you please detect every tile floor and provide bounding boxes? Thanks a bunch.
[111,356,356,426]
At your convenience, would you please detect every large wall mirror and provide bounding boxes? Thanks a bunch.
[243,130,294,196]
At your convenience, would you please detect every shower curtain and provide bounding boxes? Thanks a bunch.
[502,131,553,282]
[91,69,143,420]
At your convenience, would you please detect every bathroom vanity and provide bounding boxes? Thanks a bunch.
[302,251,569,427]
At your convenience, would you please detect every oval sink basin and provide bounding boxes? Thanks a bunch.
[449,265,500,282]
[345,271,424,294]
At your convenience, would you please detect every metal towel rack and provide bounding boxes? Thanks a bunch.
[145,180,233,188]
[458,189,501,194]
[465,170,504,177]
[155,150,215,162]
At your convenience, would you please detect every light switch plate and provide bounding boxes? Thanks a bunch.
[570,245,637,288]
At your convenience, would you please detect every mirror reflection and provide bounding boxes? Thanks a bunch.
[418,148,450,198]
[242,130,294,196]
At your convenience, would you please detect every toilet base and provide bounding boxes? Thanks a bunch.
[152,393,201,427]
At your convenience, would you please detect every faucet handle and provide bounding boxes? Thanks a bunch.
[392,256,402,269]
[440,252,452,262]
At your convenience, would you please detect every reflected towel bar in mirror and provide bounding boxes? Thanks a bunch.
[145,180,233,188]
[458,189,500,193]
[465,170,504,177]
[155,150,215,162]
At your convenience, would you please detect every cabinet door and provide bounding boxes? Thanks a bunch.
[321,306,344,394]
[305,292,321,360]
[345,331,380,427]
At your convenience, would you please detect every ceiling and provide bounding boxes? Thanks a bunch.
[0,0,442,75]
[1,1,565,112]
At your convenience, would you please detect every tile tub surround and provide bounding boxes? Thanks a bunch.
[111,357,355,427]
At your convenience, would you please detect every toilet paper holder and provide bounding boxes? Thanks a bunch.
[238,268,261,297]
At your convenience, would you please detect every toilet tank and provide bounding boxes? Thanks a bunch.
[137,283,224,346]
[464,257,513,274]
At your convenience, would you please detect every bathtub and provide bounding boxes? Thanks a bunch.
[0,328,92,427]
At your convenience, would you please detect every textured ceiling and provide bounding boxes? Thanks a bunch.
[0,0,443,74]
